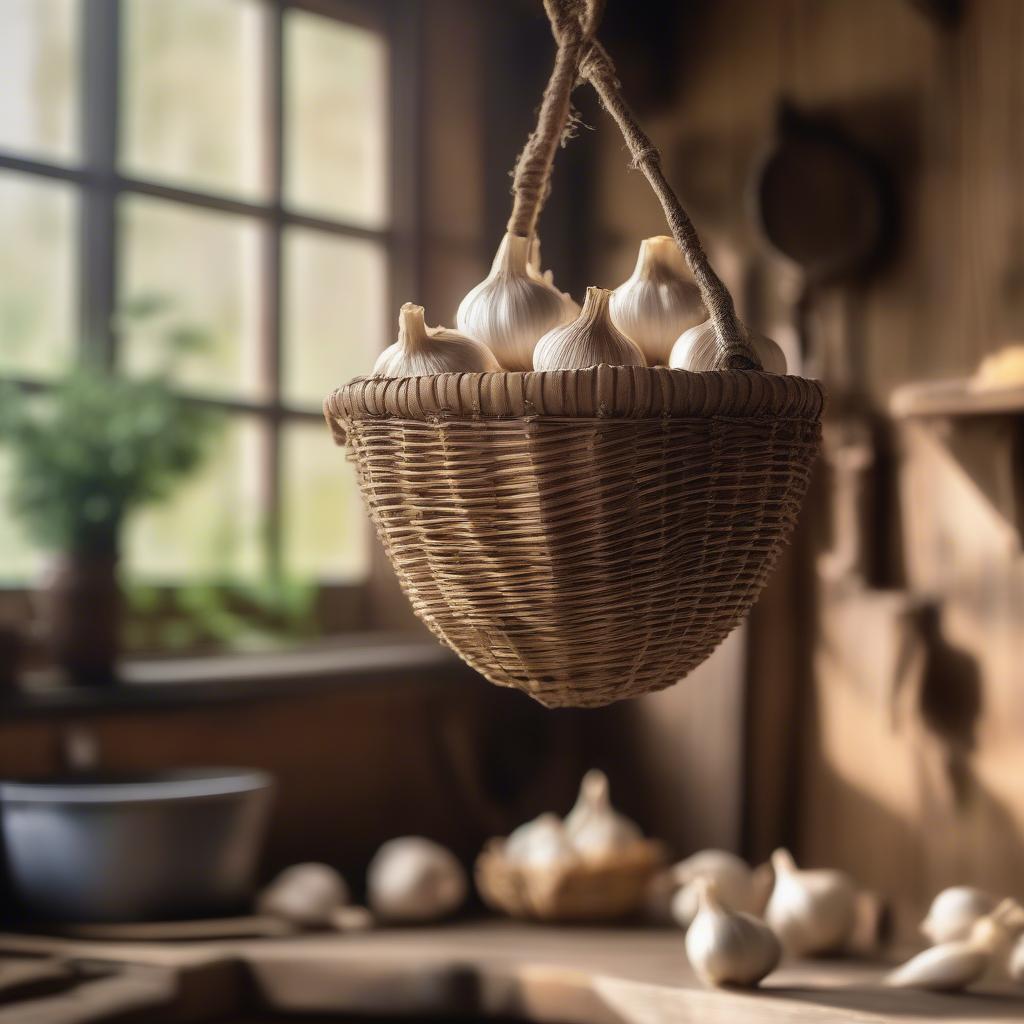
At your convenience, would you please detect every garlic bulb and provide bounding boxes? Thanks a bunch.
[367,837,467,923]
[888,900,1024,992]
[505,813,578,869]
[374,303,501,377]
[921,886,998,945]
[670,850,759,929]
[684,878,781,988]
[457,232,569,370]
[563,769,642,861]
[257,862,350,928]
[610,236,705,365]
[529,237,580,320]
[765,848,856,956]
[886,941,991,992]
[533,287,646,371]
[669,319,787,375]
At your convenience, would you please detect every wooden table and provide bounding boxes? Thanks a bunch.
[1,920,1022,1023]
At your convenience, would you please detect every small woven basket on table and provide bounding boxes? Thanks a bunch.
[324,0,824,709]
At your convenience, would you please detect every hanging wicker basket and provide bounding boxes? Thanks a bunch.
[324,0,824,709]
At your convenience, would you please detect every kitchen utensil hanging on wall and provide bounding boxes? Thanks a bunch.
[325,0,824,708]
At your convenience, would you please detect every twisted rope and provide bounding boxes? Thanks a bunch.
[510,0,760,371]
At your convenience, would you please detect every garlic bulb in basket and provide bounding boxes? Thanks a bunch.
[685,878,781,988]
[257,862,350,928]
[367,836,467,923]
[764,848,856,956]
[669,319,787,374]
[610,235,705,365]
[505,813,578,869]
[529,237,580,320]
[564,769,642,861]
[670,849,759,928]
[457,232,568,370]
[533,287,646,371]
[374,303,501,377]
[921,886,998,945]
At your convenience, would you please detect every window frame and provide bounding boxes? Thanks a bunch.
[0,0,417,609]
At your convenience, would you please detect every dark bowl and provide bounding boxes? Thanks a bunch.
[0,768,274,923]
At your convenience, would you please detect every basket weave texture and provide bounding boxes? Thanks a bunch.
[474,837,667,922]
[325,365,823,708]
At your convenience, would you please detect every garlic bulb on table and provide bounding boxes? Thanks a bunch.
[764,848,856,956]
[921,886,998,945]
[610,235,705,365]
[684,878,781,988]
[457,232,569,370]
[505,813,578,869]
[563,769,642,861]
[374,303,501,377]
[670,849,759,929]
[888,899,1024,992]
[367,837,467,923]
[533,287,646,371]
[669,319,787,374]
[257,862,350,928]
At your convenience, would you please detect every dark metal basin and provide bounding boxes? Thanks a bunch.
[0,768,273,923]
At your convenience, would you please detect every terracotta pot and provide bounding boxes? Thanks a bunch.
[39,554,121,684]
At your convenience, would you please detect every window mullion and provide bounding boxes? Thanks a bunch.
[265,3,286,582]
[79,0,120,369]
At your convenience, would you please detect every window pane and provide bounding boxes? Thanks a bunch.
[281,421,367,583]
[118,195,264,400]
[282,228,386,409]
[121,0,266,199]
[284,10,388,226]
[0,449,44,583]
[125,416,265,582]
[0,172,77,379]
[0,0,79,163]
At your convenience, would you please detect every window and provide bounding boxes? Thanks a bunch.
[0,1,405,628]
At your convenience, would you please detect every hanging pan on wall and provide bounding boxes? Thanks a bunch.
[324,0,824,709]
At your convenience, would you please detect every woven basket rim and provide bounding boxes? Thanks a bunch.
[326,365,824,424]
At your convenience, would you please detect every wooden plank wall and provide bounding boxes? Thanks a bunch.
[584,0,1024,929]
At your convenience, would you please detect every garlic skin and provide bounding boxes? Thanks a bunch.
[533,287,646,371]
[457,232,569,370]
[670,850,759,929]
[374,303,501,377]
[921,886,998,945]
[610,236,705,365]
[684,878,781,988]
[528,237,580,320]
[669,320,787,375]
[765,848,856,957]
[505,813,578,869]
[367,837,467,923]
[564,769,642,862]
[257,862,350,928]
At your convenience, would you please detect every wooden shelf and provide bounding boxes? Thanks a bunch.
[891,377,1024,418]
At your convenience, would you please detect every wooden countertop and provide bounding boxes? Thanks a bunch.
[1,920,1022,1023]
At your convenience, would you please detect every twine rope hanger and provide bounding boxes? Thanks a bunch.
[507,0,760,371]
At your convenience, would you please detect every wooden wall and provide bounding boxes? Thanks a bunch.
[583,0,1024,929]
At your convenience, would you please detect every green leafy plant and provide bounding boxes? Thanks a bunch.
[0,321,219,558]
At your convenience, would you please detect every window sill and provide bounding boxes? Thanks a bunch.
[0,634,479,718]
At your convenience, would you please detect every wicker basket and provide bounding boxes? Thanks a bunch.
[325,366,821,708]
[323,0,824,708]
[475,836,667,922]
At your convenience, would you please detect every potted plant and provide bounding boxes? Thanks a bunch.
[0,360,218,683]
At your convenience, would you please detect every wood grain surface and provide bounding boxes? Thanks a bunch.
[2,921,1023,1023]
